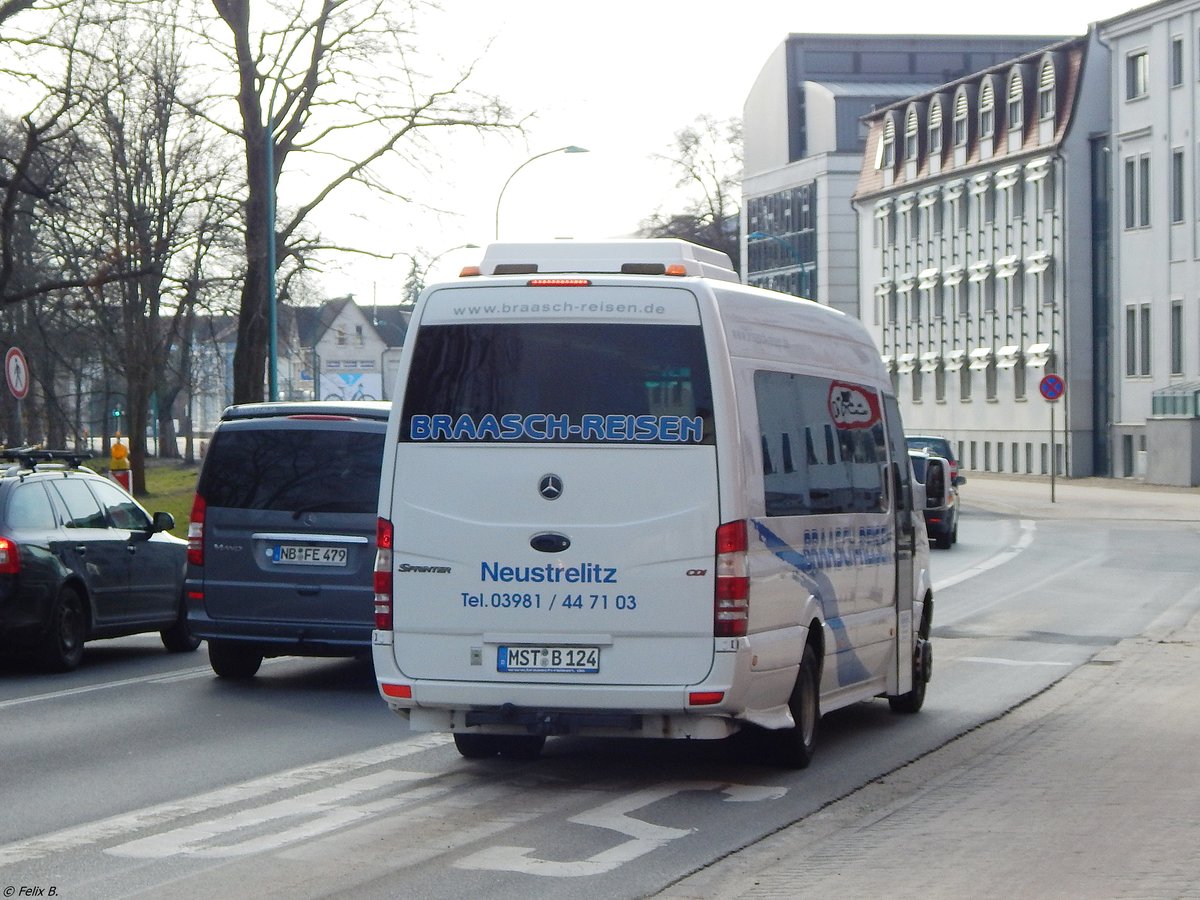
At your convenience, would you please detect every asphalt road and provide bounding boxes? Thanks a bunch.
[2,484,1197,899]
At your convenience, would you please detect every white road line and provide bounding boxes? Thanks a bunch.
[456,781,787,878]
[0,666,214,710]
[0,734,451,867]
[960,657,1072,667]
[0,658,295,710]
[933,518,1036,592]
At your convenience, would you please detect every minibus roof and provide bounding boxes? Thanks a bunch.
[468,239,739,283]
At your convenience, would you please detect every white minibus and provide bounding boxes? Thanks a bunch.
[373,240,940,766]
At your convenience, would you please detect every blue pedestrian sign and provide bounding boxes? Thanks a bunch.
[1039,373,1065,401]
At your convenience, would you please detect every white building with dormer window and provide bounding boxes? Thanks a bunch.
[854,32,1111,478]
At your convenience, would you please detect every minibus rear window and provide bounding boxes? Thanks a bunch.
[400,323,715,444]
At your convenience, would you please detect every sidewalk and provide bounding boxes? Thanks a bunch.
[659,475,1200,899]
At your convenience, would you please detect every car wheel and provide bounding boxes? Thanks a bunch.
[453,732,500,759]
[933,529,952,550]
[951,517,959,544]
[771,643,820,769]
[160,595,202,653]
[208,640,263,680]
[41,585,87,672]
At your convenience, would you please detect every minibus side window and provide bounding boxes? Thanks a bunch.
[755,371,886,516]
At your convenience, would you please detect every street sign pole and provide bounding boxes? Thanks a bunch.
[1049,402,1055,503]
[1039,373,1066,504]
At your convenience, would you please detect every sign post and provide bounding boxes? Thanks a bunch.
[1039,373,1065,503]
[5,347,29,446]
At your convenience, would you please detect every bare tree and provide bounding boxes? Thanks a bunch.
[204,0,522,403]
[639,115,743,271]
[36,4,239,490]
[0,3,169,307]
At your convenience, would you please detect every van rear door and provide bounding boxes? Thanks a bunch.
[384,284,720,687]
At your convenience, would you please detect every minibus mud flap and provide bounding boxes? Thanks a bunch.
[465,704,642,735]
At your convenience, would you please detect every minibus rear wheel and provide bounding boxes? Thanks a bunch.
[772,643,820,769]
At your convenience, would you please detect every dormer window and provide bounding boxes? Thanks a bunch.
[929,101,943,154]
[1007,72,1024,130]
[953,91,969,146]
[882,118,897,168]
[1038,60,1056,119]
[980,82,995,138]
[904,108,919,161]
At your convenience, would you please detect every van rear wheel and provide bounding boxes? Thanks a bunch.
[208,640,263,680]
[772,643,820,769]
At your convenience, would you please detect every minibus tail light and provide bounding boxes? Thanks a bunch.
[374,517,394,630]
[714,520,749,637]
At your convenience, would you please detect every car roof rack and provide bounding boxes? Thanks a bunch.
[0,448,95,472]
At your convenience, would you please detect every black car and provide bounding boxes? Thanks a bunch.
[906,434,962,485]
[0,450,197,671]
[909,449,960,549]
[185,401,389,679]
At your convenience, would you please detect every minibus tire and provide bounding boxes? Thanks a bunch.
[495,735,545,760]
[773,643,820,769]
[889,639,930,714]
[454,732,500,758]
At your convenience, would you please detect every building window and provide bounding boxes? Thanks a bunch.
[960,366,971,401]
[980,82,995,138]
[1140,304,1152,376]
[1125,155,1152,228]
[905,109,920,161]
[929,102,943,154]
[1038,61,1056,119]
[954,92,969,146]
[1126,306,1138,376]
[1171,300,1184,375]
[1126,50,1149,100]
[1172,149,1185,223]
[1173,37,1184,87]
[1139,156,1151,226]
[1007,72,1024,130]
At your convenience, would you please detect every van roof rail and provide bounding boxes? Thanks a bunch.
[221,400,391,422]
[468,239,739,283]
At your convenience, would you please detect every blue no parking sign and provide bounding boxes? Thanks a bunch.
[1039,373,1065,401]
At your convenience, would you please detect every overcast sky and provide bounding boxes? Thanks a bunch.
[316,0,1144,302]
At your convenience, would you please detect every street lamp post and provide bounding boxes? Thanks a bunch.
[266,115,279,401]
[494,145,589,240]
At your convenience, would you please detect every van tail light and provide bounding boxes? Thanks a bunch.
[374,517,394,630]
[0,536,21,575]
[187,494,206,567]
[714,520,749,637]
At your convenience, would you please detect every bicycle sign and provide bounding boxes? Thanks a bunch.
[1039,373,1065,402]
[320,372,380,401]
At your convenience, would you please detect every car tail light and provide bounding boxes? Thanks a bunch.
[187,494,205,566]
[0,536,20,575]
[374,517,394,630]
[714,520,749,637]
